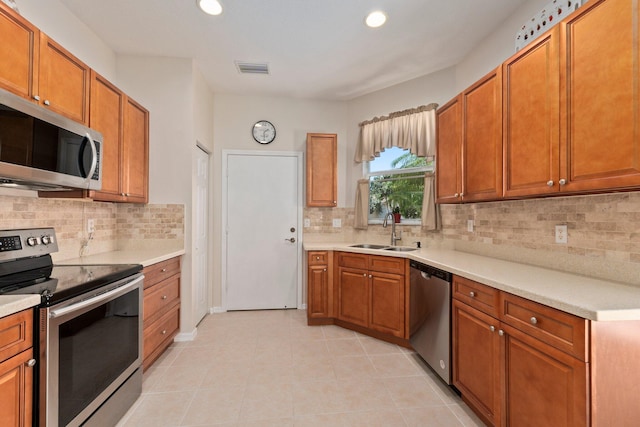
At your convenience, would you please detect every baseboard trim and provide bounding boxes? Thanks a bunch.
[210,306,226,314]
[174,328,197,342]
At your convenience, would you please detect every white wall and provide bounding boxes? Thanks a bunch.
[16,0,117,81]
[211,94,348,308]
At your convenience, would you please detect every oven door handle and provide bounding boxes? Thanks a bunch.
[49,275,143,319]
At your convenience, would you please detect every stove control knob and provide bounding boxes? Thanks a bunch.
[41,235,53,245]
[27,237,39,246]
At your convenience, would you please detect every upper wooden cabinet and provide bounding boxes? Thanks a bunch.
[0,3,39,101]
[503,28,560,198]
[436,95,462,203]
[559,0,640,193]
[436,67,502,203]
[38,33,90,125]
[306,133,337,207]
[121,97,149,203]
[0,3,90,124]
[89,71,124,202]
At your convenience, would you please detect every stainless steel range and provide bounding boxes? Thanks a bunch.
[0,228,143,427]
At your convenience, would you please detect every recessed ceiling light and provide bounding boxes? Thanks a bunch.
[197,0,223,16]
[365,11,387,28]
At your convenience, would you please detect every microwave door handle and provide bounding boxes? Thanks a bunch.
[84,133,98,186]
[49,275,143,319]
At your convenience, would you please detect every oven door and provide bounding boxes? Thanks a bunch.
[41,273,143,427]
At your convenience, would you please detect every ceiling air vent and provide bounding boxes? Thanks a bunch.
[235,62,270,75]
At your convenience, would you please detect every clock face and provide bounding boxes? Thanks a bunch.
[252,120,276,144]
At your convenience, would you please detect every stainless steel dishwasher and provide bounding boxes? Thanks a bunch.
[409,260,452,384]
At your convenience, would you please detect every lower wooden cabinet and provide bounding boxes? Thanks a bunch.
[306,251,408,343]
[0,309,35,427]
[143,257,181,370]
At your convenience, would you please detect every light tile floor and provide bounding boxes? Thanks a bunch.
[117,309,485,427]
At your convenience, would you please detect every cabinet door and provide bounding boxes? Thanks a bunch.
[502,324,588,427]
[503,28,560,198]
[308,265,329,318]
[122,97,149,203]
[452,300,501,426]
[89,71,124,202]
[38,33,90,124]
[0,349,33,427]
[306,133,337,207]
[369,272,405,338]
[337,267,369,327]
[560,0,640,192]
[0,3,39,100]
[462,67,503,202]
[436,95,462,203]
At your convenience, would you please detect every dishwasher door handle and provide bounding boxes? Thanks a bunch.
[420,271,432,280]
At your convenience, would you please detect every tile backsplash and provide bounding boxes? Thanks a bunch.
[304,191,640,285]
[0,195,184,261]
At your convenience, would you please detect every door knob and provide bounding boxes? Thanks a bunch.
[285,237,296,243]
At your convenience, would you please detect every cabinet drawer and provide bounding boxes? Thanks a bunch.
[143,305,179,361]
[337,252,368,270]
[501,292,588,361]
[0,309,33,364]
[453,276,500,318]
[144,274,180,323]
[369,255,405,275]
[143,257,181,289]
[308,251,329,266]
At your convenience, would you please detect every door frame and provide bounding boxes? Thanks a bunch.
[194,143,211,323]
[221,149,304,311]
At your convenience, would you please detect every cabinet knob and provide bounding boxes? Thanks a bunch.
[460,192,464,197]
[368,274,372,279]
[333,201,337,205]
[498,330,504,336]
[453,193,459,198]
[161,268,167,272]
[33,95,40,101]
[489,326,495,332]
[323,268,327,272]
[316,256,320,260]
[469,291,476,298]
[162,295,168,300]
[530,316,538,325]
[161,329,167,335]
[26,359,36,368]
[121,193,126,196]
[559,179,567,186]
[44,99,50,106]
[363,273,367,277]
[547,180,554,187]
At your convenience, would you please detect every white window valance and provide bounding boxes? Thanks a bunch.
[354,103,438,163]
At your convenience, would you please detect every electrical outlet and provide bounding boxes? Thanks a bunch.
[332,218,342,228]
[467,219,474,232]
[87,219,95,234]
[304,218,311,228]
[555,224,568,244]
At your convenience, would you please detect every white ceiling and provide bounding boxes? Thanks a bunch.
[58,0,527,100]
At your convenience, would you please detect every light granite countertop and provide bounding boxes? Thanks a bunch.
[0,248,185,319]
[304,242,640,322]
[57,248,185,268]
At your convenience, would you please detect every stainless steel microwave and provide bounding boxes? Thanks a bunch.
[0,88,102,191]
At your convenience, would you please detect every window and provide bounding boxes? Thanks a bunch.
[367,147,434,224]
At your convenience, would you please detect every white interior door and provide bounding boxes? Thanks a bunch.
[224,151,301,310]
[194,146,209,323]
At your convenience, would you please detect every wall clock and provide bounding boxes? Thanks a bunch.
[252,120,276,144]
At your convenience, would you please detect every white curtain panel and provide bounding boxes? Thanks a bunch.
[354,179,370,230]
[422,173,441,231]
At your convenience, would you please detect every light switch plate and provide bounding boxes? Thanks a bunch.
[332,219,342,228]
[467,219,474,232]
[555,225,568,244]
[304,218,311,228]
[87,219,95,233]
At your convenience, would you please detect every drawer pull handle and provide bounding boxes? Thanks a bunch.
[498,330,504,336]
[162,295,168,300]
[26,359,36,368]
[161,268,167,272]
[530,316,538,325]
[469,291,476,298]
[161,329,167,335]
[489,326,495,332]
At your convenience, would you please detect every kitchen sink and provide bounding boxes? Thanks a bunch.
[383,246,417,252]
[349,243,389,249]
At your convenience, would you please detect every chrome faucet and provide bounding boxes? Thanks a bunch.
[383,213,401,246]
